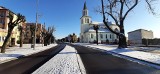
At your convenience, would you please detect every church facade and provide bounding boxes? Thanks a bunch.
[80,2,119,43]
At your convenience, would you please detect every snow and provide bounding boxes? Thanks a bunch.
[0,44,57,64]
[32,45,86,74]
[73,43,160,69]
[88,28,110,33]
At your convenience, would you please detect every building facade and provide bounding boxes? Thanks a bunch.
[0,6,23,46]
[128,29,153,45]
[80,2,119,43]
[23,23,44,44]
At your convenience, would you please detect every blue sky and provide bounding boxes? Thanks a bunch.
[0,0,160,39]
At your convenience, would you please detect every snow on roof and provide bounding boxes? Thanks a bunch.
[87,27,110,33]
[91,21,115,26]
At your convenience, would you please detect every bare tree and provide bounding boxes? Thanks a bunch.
[43,26,55,46]
[100,0,157,48]
[93,25,99,45]
[1,12,25,53]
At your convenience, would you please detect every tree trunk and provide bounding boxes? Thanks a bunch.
[20,30,23,47]
[118,35,127,48]
[1,28,13,53]
[44,37,47,46]
[118,23,127,48]
[96,30,98,45]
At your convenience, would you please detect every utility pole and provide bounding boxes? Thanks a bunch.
[33,0,39,50]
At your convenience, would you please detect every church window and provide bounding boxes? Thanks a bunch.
[100,34,103,39]
[87,19,89,23]
[91,34,93,38]
[85,11,87,16]
[110,34,112,39]
[85,18,87,23]
[106,34,107,38]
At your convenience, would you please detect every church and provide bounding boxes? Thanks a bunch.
[80,2,119,43]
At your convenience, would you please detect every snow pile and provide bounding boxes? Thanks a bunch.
[74,43,160,68]
[32,45,86,74]
[0,44,57,63]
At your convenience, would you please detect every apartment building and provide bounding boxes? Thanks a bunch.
[23,23,45,44]
[0,6,23,46]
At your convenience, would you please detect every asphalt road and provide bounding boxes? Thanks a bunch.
[0,44,66,74]
[71,44,160,74]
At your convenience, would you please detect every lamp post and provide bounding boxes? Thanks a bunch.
[33,0,39,50]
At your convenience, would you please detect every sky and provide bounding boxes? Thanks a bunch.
[0,0,160,39]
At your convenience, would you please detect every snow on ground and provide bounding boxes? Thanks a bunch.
[73,43,160,69]
[0,44,57,64]
[32,45,86,74]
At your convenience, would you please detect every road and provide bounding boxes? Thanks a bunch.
[71,44,160,74]
[0,44,65,74]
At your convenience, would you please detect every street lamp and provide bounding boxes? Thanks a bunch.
[33,0,39,50]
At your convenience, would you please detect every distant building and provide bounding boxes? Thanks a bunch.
[80,2,119,43]
[23,23,45,44]
[128,29,153,45]
[0,6,24,46]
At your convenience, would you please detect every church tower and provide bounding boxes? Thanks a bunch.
[80,1,91,42]
[80,1,91,33]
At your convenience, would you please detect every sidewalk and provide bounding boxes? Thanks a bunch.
[74,43,160,69]
[32,45,86,74]
[0,44,57,64]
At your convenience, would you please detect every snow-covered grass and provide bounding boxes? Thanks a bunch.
[73,43,160,69]
[0,44,57,64]
[32,45,86,74]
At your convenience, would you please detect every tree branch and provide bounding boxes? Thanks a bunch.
[123,0,138,20]
[101,0,119,35]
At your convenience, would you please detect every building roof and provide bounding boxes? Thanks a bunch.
[90,21,115,26]
[0,6,6,9]
[128,29,153,34]
[87,27,110,33]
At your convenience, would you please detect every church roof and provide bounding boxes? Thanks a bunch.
[87,27,110,33]
[91,21,115,26]
[83,1,87,10]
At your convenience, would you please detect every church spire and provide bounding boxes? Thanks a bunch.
[82,1,88,16]
[83,1,87,10]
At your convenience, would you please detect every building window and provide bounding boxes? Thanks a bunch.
[85,18,87,23]
[0,19,4,24]
[91,34,93,38]
[100,34,103,39]
[0,36,1,42]
[0,12,5,17]
[87,19,89,23]
[2,37,5,42]
[106,34,107,38]
[110,34,112,39]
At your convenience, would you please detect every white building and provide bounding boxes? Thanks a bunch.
[80,2,119,43]
[128,29,153,44]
